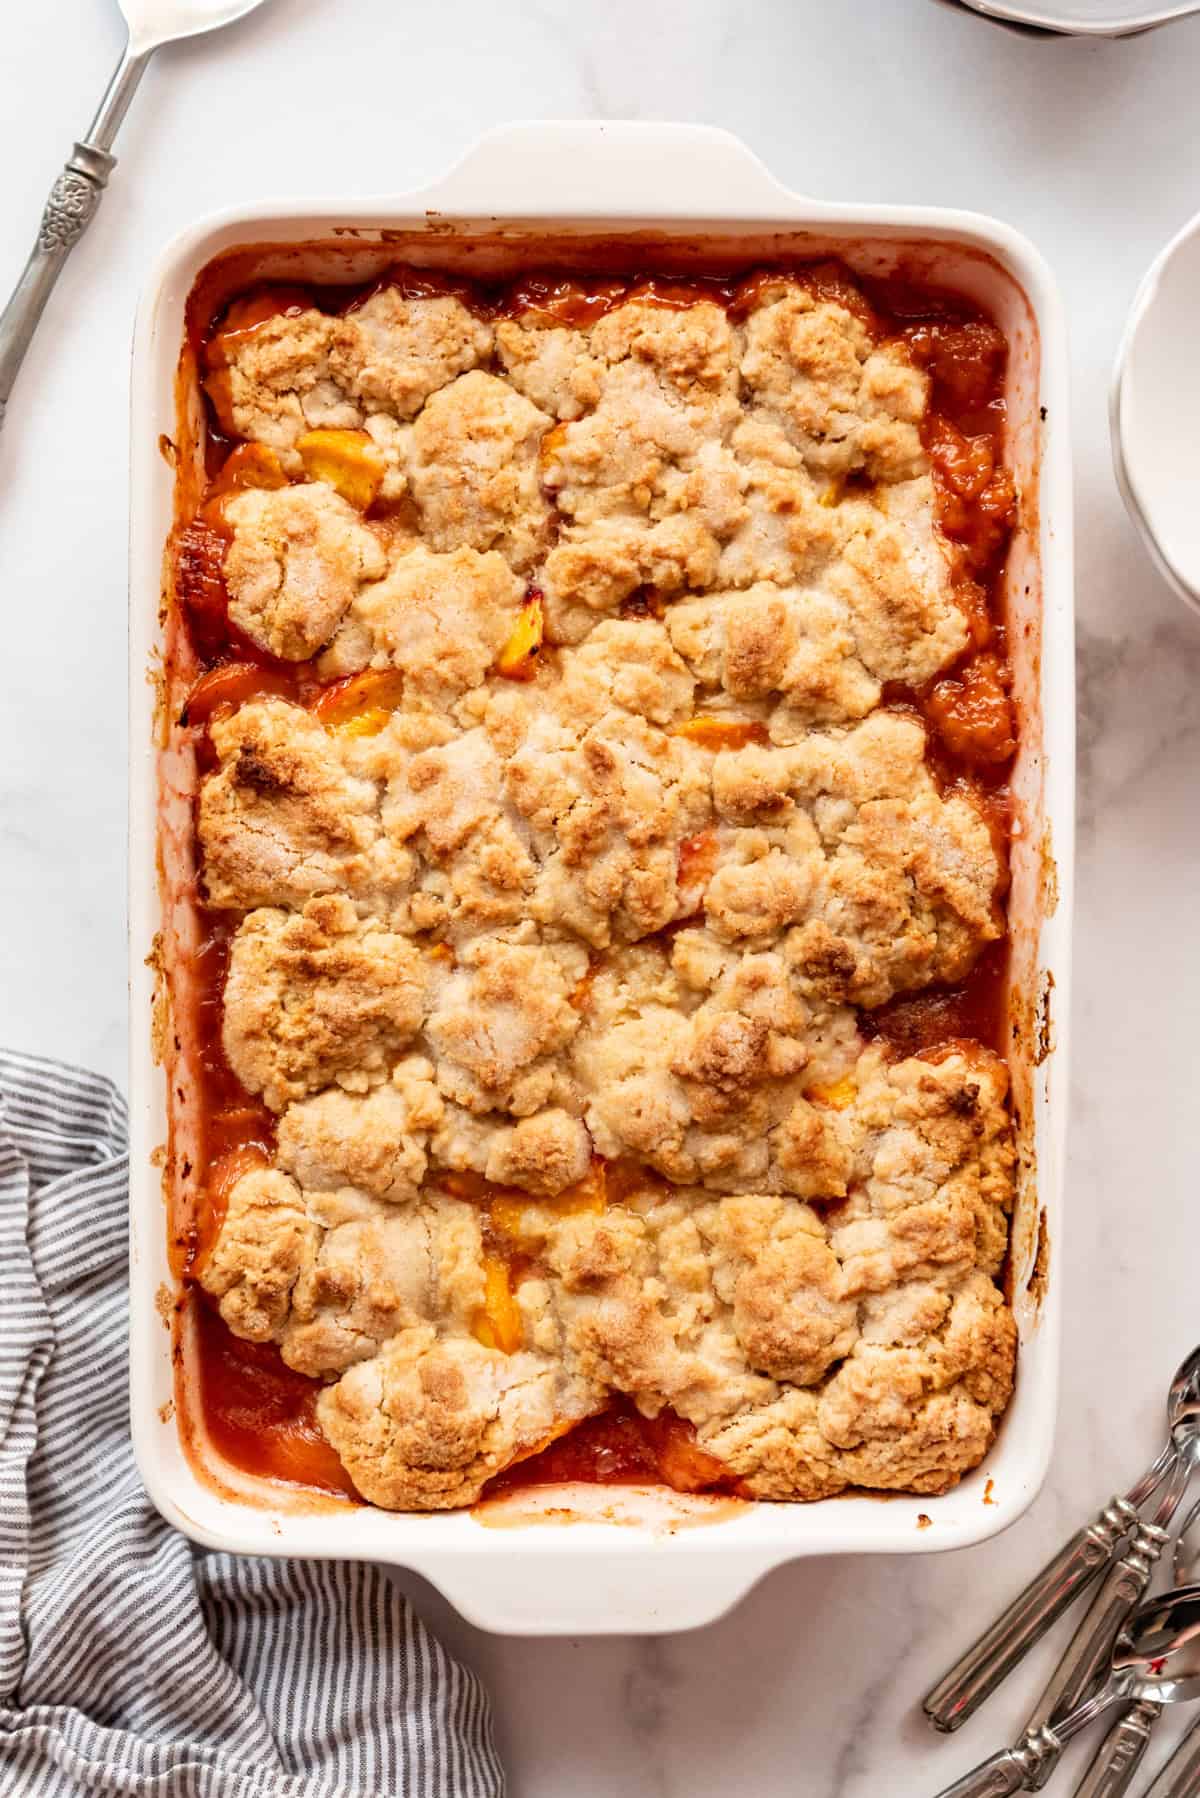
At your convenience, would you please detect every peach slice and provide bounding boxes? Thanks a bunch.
[804,1076,857,1111]
[309,669,406,737]
[925,653,1016,767]
[559,1159,608,1216]
[192,1142,272,1275]
[643,1412,729,1493]
[473,1258,524,1355]
[296,428,386,510]
[495,593,544,681]
[209,442,289,499]
[182,662,298,729]
[538,420,570,478]
[673,716,769,751]
[487,1162,608,1246]
[677,829,718,903]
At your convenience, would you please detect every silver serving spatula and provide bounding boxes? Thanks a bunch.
[0,0,273,428]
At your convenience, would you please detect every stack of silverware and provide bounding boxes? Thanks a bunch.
[925,1347,1200,1796]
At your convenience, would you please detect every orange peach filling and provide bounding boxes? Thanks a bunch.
[473,1258,524,1354]
[488,1162,608,1244]
[309,669,407,736]
[296,428,386,510]
[674,716,770,751]
[804,1076,857,1110]
[495,594,545,680]
[210,442,288,497]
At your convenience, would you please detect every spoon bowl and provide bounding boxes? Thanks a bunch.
[1112,207,1200,618]
[1168,1344,1200,1443]
[1173,1493,1200,1585]
[118,0,272,55]
[1117,1586,1200,1703]
[1162,1349,1200,1584]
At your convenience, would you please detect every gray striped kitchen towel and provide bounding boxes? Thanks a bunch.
[0,1049,504,1798]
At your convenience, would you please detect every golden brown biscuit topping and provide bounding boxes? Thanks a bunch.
[175,264,1019,1509]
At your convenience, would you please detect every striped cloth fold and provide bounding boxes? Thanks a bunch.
[0,1049,504,1798]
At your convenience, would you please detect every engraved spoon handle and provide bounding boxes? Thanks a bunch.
[923,1498,1142,1732]
[932,1703,1116,1798]
[0,41,150,428]
[1071,1699,1161,1798]
[1142,1715,1200,1797]
[932,1750,1037,1798]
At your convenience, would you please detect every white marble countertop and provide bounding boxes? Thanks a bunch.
[6,1,1200,1791]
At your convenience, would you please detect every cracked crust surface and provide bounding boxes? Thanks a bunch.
[702,711,1002,1003]
[204,305,358,469]
[222,895,426,1110]
[189,265,1017,1510]
[202,1047,1014,1505]
[407,370,553,571]
[198,699,407,910]
[329,288,493,420]
[739,280,927,482]
[320,545,524,700]
[224,483,387,660]
[204,288,493,469]
[318,1331,601,1510]
[424,931,588,1115]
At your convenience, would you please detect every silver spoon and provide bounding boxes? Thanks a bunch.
[1016,1450,1198,1791]
[0,0,273,428]
[1019,1398,1200,1798]
[1173,1509,1200,1586]
[1041,1489,1200,1798]
[1068,1694,1163,1798]
[931,1586,1200,1798]
[1107,1512,1200,1798]
[926,1345,1200,1733]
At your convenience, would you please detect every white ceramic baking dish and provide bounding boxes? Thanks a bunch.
[128,120,1074,1636]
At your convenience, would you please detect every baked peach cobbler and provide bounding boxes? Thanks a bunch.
[164,260,1021,1512]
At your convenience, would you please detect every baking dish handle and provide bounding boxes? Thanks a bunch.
[419,120,816,221]
[423,1544,779,1636]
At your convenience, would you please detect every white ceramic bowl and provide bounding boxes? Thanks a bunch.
[946,0,1200,34]
[128,121,1074,1635]
[1112,207,1200,616]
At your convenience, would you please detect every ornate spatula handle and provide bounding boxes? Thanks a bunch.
[0,44,148,428]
